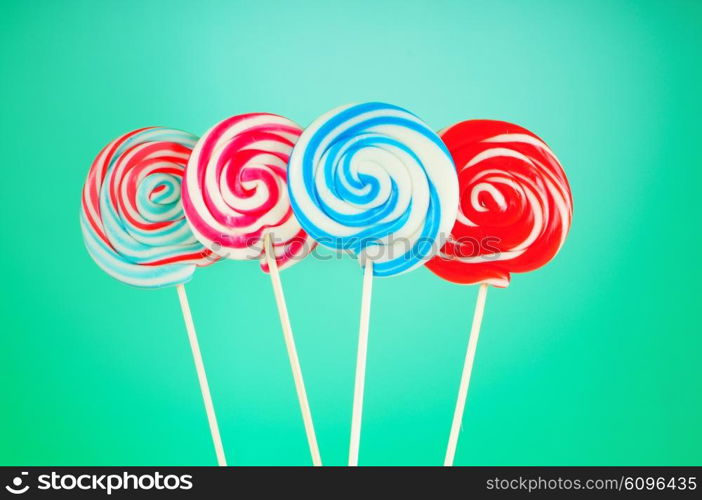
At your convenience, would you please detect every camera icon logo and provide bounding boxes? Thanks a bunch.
[5,472,29,495]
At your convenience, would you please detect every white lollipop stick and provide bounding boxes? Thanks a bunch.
[263,234,322,466]
[444,283,488,466]
[176,284,227,466]
[349,260,373,466]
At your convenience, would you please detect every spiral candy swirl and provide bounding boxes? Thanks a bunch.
[80,128,217,288]
[287,102,459,277]
[426,120,573,287]
[182,113,314,271]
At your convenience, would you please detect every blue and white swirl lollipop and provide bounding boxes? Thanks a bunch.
[287,102,459,277]
[288,102,458,276]
[288,102,459,465]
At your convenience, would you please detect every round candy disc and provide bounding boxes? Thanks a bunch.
[287,102,459,277]
[182,113,314,272]
[426,120,573,287]
[81,127,217,288]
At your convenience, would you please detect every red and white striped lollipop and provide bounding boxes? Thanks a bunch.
[182,113,315,270]
[430,119,573,467]
[426,120,573,287]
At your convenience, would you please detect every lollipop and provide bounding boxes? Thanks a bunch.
[81,127,217,288]
[182,113,321,465]
[80,127,226,465]
[288,102,458,277]
[182,113,315,271]
[287,102,459,465]
[426,119,573,287]
[428,120,573,466]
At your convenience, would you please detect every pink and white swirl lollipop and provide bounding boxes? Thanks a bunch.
[182,113,321,465]
[182,113,314,271]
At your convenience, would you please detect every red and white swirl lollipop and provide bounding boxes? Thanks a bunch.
[431,120,573,466]
[182,113,321,465]
[182,113,314,271]
[427,120,572,286]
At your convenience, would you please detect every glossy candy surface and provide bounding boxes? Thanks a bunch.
[287,102,459,277]
[81,128,216,288]
[426,120,573,287]
[182,113,314,272]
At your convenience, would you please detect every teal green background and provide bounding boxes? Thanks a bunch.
[1,0,700,466]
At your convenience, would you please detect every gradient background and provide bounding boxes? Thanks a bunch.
[1,0,700,466]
